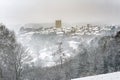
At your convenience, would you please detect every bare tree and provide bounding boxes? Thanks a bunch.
[0,24,32,80]
[53,42,67,68]
[12,44,32,80]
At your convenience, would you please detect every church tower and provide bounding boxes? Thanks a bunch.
[55,20,62,28]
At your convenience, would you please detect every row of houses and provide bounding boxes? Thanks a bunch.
[19,20,118,36]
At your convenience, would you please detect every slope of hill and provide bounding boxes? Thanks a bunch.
[71,72,120,80]
[17,24,120,67]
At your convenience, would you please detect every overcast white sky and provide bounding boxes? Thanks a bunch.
[0,0,120,27]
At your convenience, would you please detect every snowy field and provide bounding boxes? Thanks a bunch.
[71,72,120,80]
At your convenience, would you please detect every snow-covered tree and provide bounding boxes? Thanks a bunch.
[53,41,67,68]
[0,24,31,80]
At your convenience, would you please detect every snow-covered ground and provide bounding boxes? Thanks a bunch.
[17,30,112,67]
[17,31,83,66]
[71,72,120,80]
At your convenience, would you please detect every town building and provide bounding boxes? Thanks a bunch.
[55,20,62,28]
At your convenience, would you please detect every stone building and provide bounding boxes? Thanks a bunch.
[55,20,62,28]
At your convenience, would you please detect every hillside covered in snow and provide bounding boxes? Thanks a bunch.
[13,23,120,80]
[17,24,119,67]
[72,72,120,80]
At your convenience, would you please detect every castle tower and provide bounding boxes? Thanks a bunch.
[55,20,62,28]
